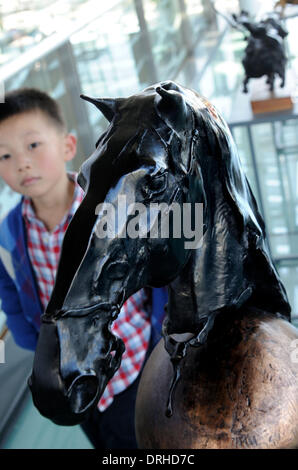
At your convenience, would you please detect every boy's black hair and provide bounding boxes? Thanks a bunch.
[0,88,66,130]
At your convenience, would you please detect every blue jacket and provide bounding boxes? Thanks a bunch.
[0,201,167,351]
[0,200,42,350]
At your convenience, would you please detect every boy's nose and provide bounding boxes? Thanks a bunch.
[17,154,32,172]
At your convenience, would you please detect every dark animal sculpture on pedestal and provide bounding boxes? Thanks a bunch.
[28,81,298,448]
[233,12,288,93]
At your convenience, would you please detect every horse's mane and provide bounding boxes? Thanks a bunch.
[168,83,291,322]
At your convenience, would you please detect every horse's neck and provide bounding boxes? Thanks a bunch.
[166,250,200,335]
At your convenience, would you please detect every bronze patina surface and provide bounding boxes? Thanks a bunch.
[136,310,298,449]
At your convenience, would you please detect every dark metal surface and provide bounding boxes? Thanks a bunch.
[28,82,295,447]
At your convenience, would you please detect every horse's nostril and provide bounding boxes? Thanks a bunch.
[68,374,99,415]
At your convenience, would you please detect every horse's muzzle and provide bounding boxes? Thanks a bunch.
[28,321,100,426]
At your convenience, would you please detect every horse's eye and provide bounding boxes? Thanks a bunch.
[142,172,168,198]
[106,261,129,280]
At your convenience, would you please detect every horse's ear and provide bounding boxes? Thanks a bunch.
[155,85,192,132]
[158,80,181,92]
[80,94,117,122]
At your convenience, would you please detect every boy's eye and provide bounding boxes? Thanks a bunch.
[0,153,11,161]
[28,142,40,150]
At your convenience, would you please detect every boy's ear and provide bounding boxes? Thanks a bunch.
[64,133,77,162]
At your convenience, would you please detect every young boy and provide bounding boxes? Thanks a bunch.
[0,88,165,448]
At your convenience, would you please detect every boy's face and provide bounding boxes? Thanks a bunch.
[0,110,76,200]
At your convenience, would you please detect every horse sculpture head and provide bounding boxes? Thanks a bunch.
[29,81,290,426]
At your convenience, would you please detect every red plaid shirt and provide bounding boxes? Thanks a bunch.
[22,173,151,411]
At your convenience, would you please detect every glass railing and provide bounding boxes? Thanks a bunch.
[0,0,120,67]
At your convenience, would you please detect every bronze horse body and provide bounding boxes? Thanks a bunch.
[29,81,298,448]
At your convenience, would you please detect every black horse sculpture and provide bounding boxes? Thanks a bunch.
[29,81,298,448]
[233,12,288,93]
